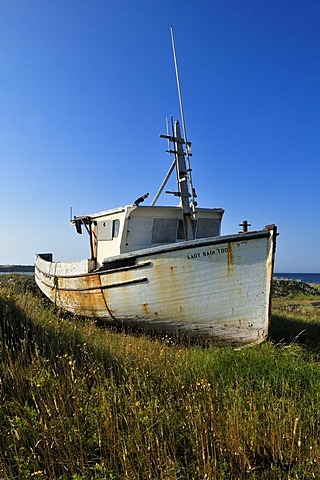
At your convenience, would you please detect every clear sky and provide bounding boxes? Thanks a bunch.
[0,0,319,272]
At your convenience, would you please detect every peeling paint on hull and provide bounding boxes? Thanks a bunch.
[35,228,276,347]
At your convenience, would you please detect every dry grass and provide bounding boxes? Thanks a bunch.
[0,275,320,479]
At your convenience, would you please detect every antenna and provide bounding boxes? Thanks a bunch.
[170,26,188,151]
[170,25,197,215]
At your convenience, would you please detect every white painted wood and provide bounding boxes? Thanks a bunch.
[71,204,224,266]
[35,227,276,347]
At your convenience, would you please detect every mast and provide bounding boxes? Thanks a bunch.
[159,120,194,240]
[170,25,197,219]
[152,26,197,241]
[172,120,194,240]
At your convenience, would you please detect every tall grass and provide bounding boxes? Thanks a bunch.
[0,276,319,479]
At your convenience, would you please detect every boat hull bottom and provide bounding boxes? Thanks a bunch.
[93,316,267,346]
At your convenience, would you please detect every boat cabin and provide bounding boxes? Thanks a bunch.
[72,204,224,268]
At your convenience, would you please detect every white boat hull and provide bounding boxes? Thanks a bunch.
[35,227,276,346]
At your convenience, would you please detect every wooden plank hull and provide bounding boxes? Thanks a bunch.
[35,228,276,346]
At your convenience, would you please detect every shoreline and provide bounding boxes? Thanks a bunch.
[0,265,35,273]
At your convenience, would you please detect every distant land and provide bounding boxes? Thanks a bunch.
[0,265,35,273]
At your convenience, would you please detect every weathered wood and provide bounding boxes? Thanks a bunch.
[35,227,276,346]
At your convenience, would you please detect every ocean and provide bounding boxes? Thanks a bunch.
[274,273,320,284]
[0,271,34,276]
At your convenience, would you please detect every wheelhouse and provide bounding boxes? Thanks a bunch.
[72,205,224,268]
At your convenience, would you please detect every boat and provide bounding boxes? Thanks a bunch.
[35,117,277,346]
[35,30,277,347]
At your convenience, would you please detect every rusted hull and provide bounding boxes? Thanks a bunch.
[35,228,276,346]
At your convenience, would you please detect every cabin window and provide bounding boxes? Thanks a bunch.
[196,218,220,238]
[97,219,120,241]
[151,218,177,243]
[177,219,185,240]
[113,219,120,238]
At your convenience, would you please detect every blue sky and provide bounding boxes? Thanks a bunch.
[0,0,319,272]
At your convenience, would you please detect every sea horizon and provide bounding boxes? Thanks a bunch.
[274,272,320,284]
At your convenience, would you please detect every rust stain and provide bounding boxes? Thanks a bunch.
[227,242,234,274]
[92,224,97,259]
[142,303,149,315]
[58,272,121,319]
[61,273,107,314]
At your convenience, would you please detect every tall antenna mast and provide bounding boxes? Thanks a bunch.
[152,26,198,242]
[170,25,197,216]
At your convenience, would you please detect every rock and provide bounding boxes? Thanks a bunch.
[272,278,319,298]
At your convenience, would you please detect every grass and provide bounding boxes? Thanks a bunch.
[0,275,320,479]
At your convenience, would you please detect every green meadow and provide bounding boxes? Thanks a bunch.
[0,275,319,479]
